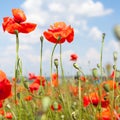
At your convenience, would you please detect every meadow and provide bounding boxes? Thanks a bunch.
[1,8,120,120]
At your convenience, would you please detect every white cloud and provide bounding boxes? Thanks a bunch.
[68,0,113,17]
[48,3,65,13]
[89,27,102,40]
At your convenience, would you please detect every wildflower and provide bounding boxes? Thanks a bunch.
[24,95,32,101]
[5,112,13,119]
[43,22,74,44]
[0,109,4,116]
[83,95,90,107]
[103,80,116,92]
[51,102,62,111]
[0,70,12,100]
[69,85,78,96]
[70,54,78,61]
[29,76,46,92]
[52,73,59,87]
[2,8,36,34]
[28,73,37,80]
[89,92,99,106]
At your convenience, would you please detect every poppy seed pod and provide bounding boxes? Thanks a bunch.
[103,84,110,92]
[40,35,44,42]
[115,70,120,78]
[92,68,98,78]
[41,96,51,112]
[114,25,120,40]
[113,51,118,61]
[54,59,59,68]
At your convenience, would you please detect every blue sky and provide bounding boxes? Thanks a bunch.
[0,0,120,77]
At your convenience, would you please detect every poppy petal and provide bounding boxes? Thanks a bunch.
[12,8,26,23]
[20,23,37,33]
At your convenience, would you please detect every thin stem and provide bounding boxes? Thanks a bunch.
[60,44,65,83]
[99,33,105,117]
[40,36,43,76]
[50,44,57,85]
[14,30,19,102]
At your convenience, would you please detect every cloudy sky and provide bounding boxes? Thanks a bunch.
[0,0,120,77]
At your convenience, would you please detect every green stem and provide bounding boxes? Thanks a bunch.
[99,33,105,116]
[60,44,65,83]
[40,36,43,76]
[14,30,19,102]
[50,44,57,85]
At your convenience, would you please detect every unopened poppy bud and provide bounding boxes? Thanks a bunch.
[97,64,100,68]
[54,58,58,68]
[114,25,120,40]
[73,63,79,70]
[53,101,59,110]
[113,65,117,70]
[41,96,51,112]
[102,33,106,40]
[92,68,98,78]
[103,84,110,92]
[116,70,120,78]
[23,81,29,89]
[40,35,44,42]
[113,51,117,61]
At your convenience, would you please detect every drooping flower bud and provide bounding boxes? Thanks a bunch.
[73,63,79,70]
[92,68,98,78]
[113,51,118,61]
[54,58,58,68]
[40,35,44,42]
[103,84,110,92]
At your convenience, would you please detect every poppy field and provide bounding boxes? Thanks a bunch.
[1,8,120,120]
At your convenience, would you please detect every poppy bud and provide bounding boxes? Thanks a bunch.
[114,25,120,40]
[113,51,117,61]
[92,68,98,78]
[40,35,44,42]
[41,96,51,112]
[103,84,110,92]
[73,63,79,70]
[54,58,58,68]
[97,64,100,68]
[113,65,117,70]
[102,33,105,40]
[116,70,120,78]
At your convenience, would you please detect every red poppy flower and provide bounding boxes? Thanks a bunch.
[70,54,78,61]
[43,22,74,44]
[52,73,59,87]
[51,102,62,112]
[69,85,78,96]
[28,73,37,80]
[0,109,4,116]
[5,112,13,119]
[2,8,37,34]
[0,70,12,100]
[29,76,46,92]
[24,95,32,101]
[89,92,99,106]
[83,95,90,107]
